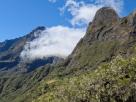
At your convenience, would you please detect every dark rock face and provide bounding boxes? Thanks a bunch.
[91,7,119,30]
[18,56,63,72]
[128,10,136,26]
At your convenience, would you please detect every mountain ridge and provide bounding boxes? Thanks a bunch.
[0,7,136,102]
[0,26,63,73]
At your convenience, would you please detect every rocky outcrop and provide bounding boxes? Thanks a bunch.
[60,7,136,75]
[128,10,136,26]
[91,7,119,30]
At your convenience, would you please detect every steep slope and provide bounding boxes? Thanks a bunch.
[30,55,136,102]
[58,7,136,75]
[13,7,136,102]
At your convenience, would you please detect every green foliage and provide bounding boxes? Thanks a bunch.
[0,65,51,102]
[31,55,136,102]
[1,55,136,102]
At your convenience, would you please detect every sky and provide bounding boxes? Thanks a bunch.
[0,0,136,60]
[0,0,135,41]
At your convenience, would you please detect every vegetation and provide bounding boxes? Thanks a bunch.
[11,55,136,102]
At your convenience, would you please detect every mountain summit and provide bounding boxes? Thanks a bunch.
[91,7,119,29]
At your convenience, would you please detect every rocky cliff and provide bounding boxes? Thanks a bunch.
[58,7,136,75]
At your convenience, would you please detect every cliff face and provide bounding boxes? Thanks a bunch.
[59,7,136,75]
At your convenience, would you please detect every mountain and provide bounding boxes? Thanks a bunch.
[0,26,63,73]
[57,7,136,75]
[1,7,136,102]
[0,26,63,102]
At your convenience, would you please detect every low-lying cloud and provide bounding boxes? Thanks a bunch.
[20,26,85,60]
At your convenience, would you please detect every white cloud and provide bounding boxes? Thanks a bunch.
[61,0,124,26]
[70,4,101,26]
[20,26,85,60]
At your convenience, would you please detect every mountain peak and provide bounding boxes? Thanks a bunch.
[91,7,119,29]
[32,26,46,32]
[26,26,46,41]
[29,26,46,35]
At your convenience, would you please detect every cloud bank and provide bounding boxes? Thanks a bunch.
[20,26,85,60]
[21,0,124,60]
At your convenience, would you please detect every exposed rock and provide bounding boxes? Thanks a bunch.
[60,7,136,75]
[128,10,136,26]
[91,7,119,31]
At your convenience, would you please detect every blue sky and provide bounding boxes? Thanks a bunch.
[0,0,136,41]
